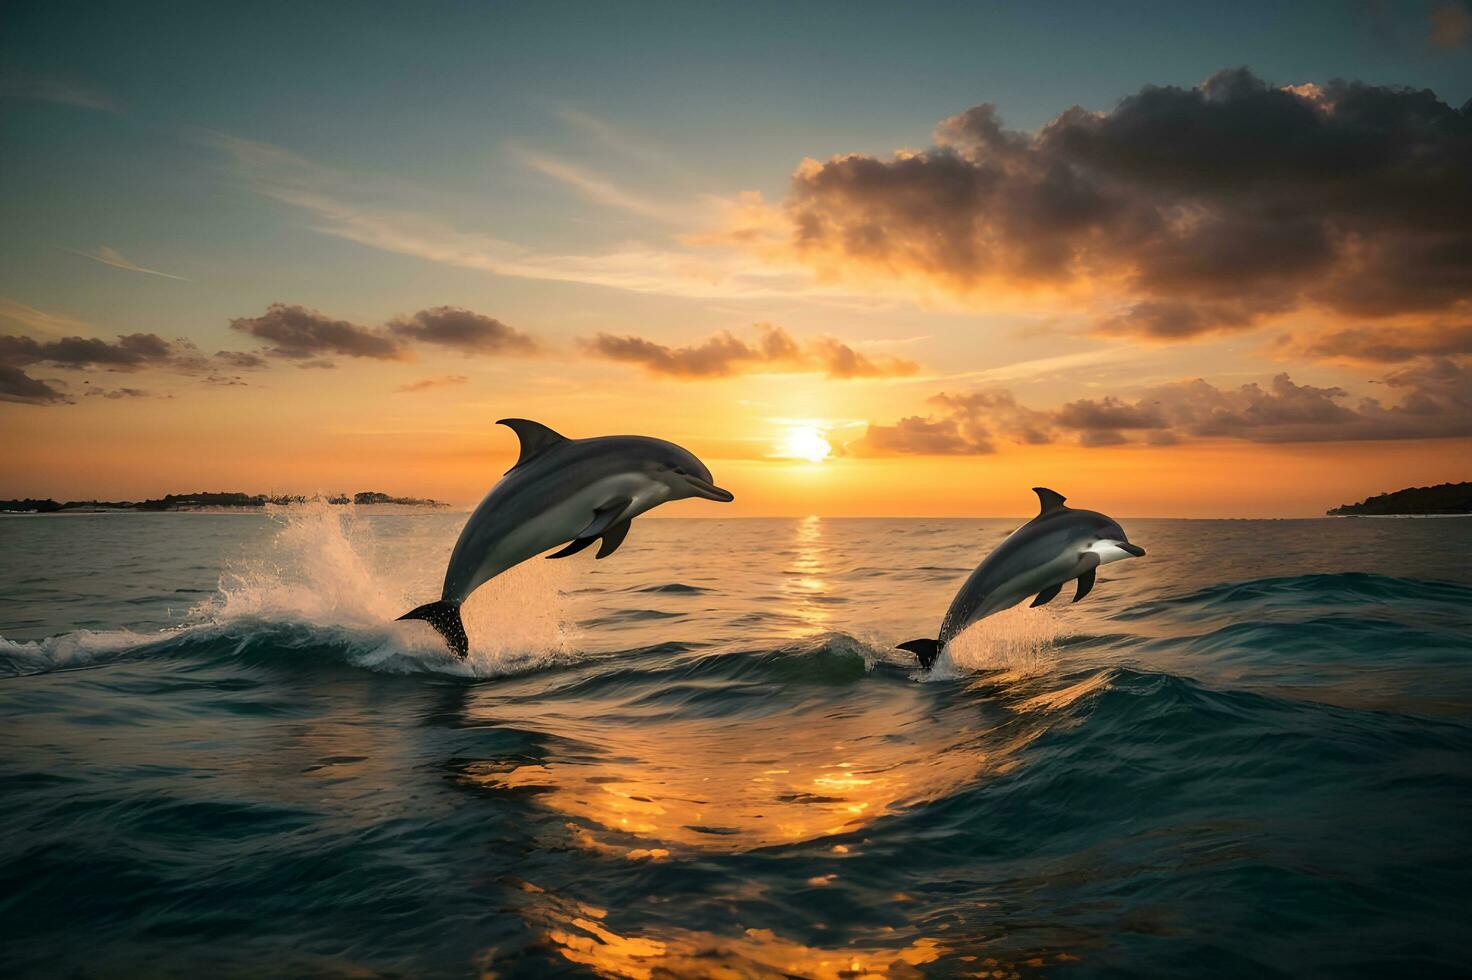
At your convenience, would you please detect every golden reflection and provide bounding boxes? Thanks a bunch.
[458,695,1014,854]
[514,883,951,980]
[780,514,831,634]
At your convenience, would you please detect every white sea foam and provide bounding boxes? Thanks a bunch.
[198,501,576,676]
[0,627,165,674]
[2,502,576,678]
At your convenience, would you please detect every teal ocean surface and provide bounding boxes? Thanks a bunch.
[2,509,1470,977]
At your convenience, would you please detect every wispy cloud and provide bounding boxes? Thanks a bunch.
[511,147,693,224]
[0,73,121,112]
[396,374,470,393]
[204,131,830,301]
[0,298,92,337]
[554,106,684,171]
[62,245,188,280]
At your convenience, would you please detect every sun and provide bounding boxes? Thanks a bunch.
[781,425,832,463]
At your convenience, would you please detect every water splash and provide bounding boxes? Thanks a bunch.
[198,501,576,675]
[925,604,1061,681]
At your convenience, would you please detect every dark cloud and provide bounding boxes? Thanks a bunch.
[1287,323,1472,363]
[85,387,156,399]
[1,332,177,370]
[388,307,537,355]
[579,323,917,379]
[783,69,1472,340]
[213,350,271,369]
[396,374,469,393]
[0,331,192,406]
[0,365,67,405]
[229,303,406,360]
[852,360,1472,453]
[1054,396,1169,431]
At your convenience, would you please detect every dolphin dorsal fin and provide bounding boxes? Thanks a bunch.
[498,418,569,473]
[1033,487,1068,515]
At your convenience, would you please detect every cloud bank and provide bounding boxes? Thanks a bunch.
[580,324,917,379]
[776,69,1472,342]
[856,360,1472,454]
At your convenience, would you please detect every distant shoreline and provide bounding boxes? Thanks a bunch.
[0,491,448,515]
[1326,482,1472,517]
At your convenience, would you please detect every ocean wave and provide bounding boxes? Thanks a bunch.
[1116,571,1472,620]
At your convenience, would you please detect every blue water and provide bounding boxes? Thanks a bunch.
[2,509,1470,977]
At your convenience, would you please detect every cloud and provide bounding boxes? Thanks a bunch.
[1429,2,1472,47]
[0,298,92,336]
[0,73,120,112]
[212,350,271,369]
[205,132,826,301]
[850,360,1472,453]
[862,415,982,455]
[63,245,188,280]
[396,374,469,393]
[1,332,177,370]
[513,148,691,223]
[769,69,1472,341]
[0,328,281,406]
[388,307,537,355]
[1287,323,1472,363]
[228,303,407,360]
[578,324,918,379]
[0,365,67,405]
[85,387,157,399]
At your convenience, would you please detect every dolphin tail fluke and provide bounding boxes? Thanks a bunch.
[897,638,943,671]
[397,600,468,659]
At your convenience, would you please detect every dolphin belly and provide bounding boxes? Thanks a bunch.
[941,553,1085,643]
[444,472,666,602]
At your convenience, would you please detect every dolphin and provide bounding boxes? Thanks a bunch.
[398,419,734,657]
[898,487,1145,670]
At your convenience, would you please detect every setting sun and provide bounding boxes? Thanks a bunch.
[780,425,832,463]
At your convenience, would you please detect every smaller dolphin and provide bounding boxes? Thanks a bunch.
[898,487,1145,670]
[399,419,733,658]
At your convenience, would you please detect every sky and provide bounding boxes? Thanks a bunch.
[2,0,1470,517]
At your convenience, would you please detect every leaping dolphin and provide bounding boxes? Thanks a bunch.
[898,487,1145,671]
[398,419,734,657]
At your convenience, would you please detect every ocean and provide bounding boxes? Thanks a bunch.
[2,507,1469,978]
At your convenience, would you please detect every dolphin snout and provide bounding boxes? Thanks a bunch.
[684,475,735,502]
[1120,542,1146,557]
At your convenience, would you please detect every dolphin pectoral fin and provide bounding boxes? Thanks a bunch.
[577,496,632,540]
[595,519,631,559]
[545,536,597,559]
[498,418,570,474]
[1031,583,1063,607]
[547,497,634,560]
[897,638,943,671]
[1072,568,1096,603]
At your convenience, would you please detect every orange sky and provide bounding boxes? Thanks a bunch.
[4,29,1469,516]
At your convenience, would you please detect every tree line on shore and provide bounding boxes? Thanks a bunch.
[0,491,446,513]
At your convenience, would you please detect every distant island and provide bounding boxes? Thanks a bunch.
[0,491,447,514]
[1328,482,1472,517]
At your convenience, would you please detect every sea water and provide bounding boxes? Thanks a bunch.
[2,507,1469,977]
